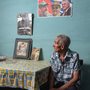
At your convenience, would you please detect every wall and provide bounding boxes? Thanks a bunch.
[0,0,90,64]
[0,0,90,90]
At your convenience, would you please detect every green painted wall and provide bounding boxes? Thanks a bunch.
[0,0,90,64]
[0,0,90,89]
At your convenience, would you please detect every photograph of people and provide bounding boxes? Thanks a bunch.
[17,13,32,35]
[51,1,61,16]
[16,42,27,56]
[38,0,72,17]
[38,0,52,17]
[61,0,72,16]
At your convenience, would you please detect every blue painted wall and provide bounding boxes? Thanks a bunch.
[0,0,90,64]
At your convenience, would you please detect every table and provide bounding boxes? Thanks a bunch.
[0,58,50,90]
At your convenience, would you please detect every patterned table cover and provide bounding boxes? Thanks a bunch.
[0,58,50,90]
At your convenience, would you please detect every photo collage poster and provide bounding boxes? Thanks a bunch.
[38,0,72,17]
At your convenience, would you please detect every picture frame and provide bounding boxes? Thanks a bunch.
[31,47,41,60]
[13,38,32,59]
[17,13,33,35]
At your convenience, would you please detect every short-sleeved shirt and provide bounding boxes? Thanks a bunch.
[50,49,80,87]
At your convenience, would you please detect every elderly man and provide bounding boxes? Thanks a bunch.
[49,34,80,90]
[61,0,71,16]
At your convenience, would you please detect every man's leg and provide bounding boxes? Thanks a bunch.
[67,86,78,90]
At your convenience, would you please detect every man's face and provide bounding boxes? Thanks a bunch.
[40,5,47,12]
[52,5,60,16]
[62,1,70,10]
[53,38,62,52]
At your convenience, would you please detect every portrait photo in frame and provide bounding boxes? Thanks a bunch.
[17,13,33,35]
[13,38,32,59]
[30,47,41,60]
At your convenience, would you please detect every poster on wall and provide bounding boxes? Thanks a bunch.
[17,13,33,35]
[38,0,72,17]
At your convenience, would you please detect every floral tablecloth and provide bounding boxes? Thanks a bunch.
[0,58,50,90]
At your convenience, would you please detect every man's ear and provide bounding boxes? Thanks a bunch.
[61,44,64,50]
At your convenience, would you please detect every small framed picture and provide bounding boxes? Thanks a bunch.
[13,38,32,59]
[30,47,41,60]
[17,13,33,35]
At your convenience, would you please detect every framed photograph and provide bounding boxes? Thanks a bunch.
[13,38,32,59]
[17,13,33,35]
[31,47,41,60]
[38,0,72,17]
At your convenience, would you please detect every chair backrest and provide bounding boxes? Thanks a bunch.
[79,59,83,77]
[30,47,41,60]
[79,59,83,90]
[79,59,83,67]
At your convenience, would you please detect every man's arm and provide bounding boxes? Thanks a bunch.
[59,70,79,90]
